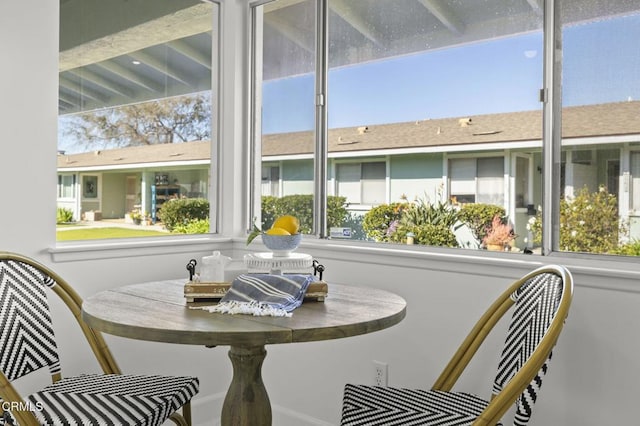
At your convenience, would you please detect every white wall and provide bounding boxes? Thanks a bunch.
[3,1,640,425]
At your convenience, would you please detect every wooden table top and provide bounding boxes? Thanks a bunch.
[81,279,407,348]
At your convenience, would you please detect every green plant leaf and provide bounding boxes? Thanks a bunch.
[246,220,263,245]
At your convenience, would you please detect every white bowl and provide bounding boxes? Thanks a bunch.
[261,233,302,256]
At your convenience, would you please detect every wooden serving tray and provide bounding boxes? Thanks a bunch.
[184,280,328,304]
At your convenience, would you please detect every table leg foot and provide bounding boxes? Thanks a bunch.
[221,345,271,426]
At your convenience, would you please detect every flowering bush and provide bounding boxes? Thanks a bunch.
[527,185,624,254]
[482,215,516,248]
[362,202,410,242]
[458,203,506,243]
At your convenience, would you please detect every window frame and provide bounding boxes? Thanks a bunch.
[57,173,77,200]
[241,0,640,264]
[332,159,388,207]
[248,0,563,254]
[52,0,225,260]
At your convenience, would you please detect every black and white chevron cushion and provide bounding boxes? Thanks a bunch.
[340,271,563,426]
[27,374,199,426]
[0,260,60,381]
[493,272,561,426]
[341,384,489,426]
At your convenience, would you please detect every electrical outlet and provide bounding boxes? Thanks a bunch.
[373,360,388,386]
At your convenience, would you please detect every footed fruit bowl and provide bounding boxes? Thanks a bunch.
[261,233,302,256]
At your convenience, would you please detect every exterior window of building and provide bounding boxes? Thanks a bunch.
[261,164,281,197]
[449,157,504,206]
[630,152,640,213]
[514,155,531,209]
[336,161,386,206]
[57,1,217,240]
[57,174,76,199]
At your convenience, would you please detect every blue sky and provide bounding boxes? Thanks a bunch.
[262,13,640,135]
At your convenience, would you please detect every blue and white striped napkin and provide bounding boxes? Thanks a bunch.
[201,273,317,317]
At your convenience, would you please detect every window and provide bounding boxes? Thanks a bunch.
[261,164,281,197]
[252,0,640,257]
[253,0,542,246]
[57,1,218,241]
[558,0,640,255]
[57,174,76,199]
[335,161,386,206]
[449,157,505,206]
[253,0,316,231]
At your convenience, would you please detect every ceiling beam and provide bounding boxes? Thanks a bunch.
[168,39,212,70]
[95,61,165,93]
[127,51,193,88]
[417,0,465,35]
[58,77,111,103]
[59,4,213,72]
[58,92,82,109]
[525,0,543,16]
[65,69,135,99]
[329,0,385,48]
[264,14,314,53]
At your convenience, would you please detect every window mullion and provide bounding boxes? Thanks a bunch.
[541,0,562,255]
[313,0,329,238]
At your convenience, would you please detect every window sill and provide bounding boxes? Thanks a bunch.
[237,237,640,294]
[50,235,233,263]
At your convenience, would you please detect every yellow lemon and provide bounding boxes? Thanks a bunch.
[272,215,300,235]
[265,227,291,236]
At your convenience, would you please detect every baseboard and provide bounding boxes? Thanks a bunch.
[190,392,333,426]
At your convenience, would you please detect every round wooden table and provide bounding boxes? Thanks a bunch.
[81,279,407,426]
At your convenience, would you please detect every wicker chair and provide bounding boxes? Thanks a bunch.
[341,264,573,426]
[0,252,199,426]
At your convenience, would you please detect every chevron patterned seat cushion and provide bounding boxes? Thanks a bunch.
[341,384,490,426]
[26,374,199,426]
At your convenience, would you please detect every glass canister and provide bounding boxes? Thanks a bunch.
[200,251,232,282]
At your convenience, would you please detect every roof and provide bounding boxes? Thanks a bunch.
[58,141,210,170]
[262,101,640,157]
[58,101,640,170]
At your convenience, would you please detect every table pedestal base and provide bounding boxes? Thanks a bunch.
[221,345,271,426]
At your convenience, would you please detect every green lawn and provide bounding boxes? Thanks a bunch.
[56,227,170,241]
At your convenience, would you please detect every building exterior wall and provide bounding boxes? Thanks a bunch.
[282,159,314,195]
[101,172,128,219]
[389,153,444,203]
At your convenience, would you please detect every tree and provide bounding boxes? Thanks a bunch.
[60,93,211,149]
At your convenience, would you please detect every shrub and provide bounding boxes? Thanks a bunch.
[57,207,74,224]
[260,196,280,230]
[342,212,366,240]
[362,202,410,242]
[399,198,460,229]
[172,219,210,234]
[158,198,210,231]
[457,203,506,243]
[390,223,458,247]
[259,195,349,234]
[528,186,623,253]
[613,240,640,256]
